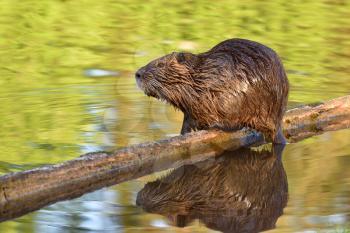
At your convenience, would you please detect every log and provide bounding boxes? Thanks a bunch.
[283,95,350,142]
[0,95,350,222]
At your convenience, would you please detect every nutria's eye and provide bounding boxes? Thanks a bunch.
[158,62,165,68]
[176,53,186,64]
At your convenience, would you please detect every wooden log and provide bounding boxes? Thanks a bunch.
[0,95,349,222]
[283,95,350,142]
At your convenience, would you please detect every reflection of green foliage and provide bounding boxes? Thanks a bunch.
[0,1,350,232]
[333,226,350,233]
[1,0,349,97]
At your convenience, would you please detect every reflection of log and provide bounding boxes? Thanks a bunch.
[0,95,349,222]
[136,145,288,233]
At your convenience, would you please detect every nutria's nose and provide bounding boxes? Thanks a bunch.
[135,72,141,79]
[135,68,144,79]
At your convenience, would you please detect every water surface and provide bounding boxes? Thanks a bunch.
[0,0,349,232]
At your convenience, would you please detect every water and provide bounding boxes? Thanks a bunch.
[0,0,349,232]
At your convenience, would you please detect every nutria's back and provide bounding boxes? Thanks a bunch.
[136,38,289,143]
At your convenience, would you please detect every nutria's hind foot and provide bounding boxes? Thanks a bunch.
[273,128,287,144]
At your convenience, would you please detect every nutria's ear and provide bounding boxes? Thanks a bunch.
[176,52,199,67]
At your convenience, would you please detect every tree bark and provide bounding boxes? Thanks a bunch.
[0,95,349,222]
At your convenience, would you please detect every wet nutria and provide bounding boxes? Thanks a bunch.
[136,145,288,232]
[135,38,289,143]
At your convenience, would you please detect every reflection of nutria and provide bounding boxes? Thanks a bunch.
[136,145,288,233]
[136,39,289,143]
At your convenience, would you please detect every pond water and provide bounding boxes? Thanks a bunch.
[0,0,350,232]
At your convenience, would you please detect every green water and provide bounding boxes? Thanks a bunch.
[0,0,349,232]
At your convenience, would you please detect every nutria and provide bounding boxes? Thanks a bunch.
[136,145,288,233]
[135,38,289,143]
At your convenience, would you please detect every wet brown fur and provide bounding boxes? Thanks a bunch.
[136,39,289,142]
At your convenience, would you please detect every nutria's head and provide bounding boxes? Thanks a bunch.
[135,52,199,110]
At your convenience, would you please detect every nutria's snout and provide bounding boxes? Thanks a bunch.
[135,66,145,80]
[135,66,161,99]
[135,67,146,91]
[135,67,143,81]
[135,71,141,79]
